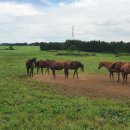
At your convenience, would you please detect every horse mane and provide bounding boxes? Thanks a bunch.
[111,63,116,70]
[111,62,127,72]
[30,57,36,62]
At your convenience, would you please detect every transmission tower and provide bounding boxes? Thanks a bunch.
[72,25,74,40]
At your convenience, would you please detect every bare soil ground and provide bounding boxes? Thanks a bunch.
[32,74,130,100]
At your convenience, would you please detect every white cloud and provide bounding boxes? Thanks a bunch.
[59,0,98,8]
[0,2,40,16]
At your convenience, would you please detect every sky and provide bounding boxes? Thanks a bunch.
[0,0,130,43]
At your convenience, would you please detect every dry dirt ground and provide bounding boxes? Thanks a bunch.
[32,73,130,100]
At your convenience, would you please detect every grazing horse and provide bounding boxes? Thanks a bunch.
[69,61,84,78]
[98,62,115,79]
[120,63,130,84]
[26,57,36,77]
[48,61,70,79]
[111,62,127,82]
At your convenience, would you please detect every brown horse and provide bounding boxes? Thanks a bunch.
[26,57,37,77]
[120,63,130,84]
[35,60,54,75]
[48,61,70,79]
[110,62,127,82]
[69,61,84,78]
[98,62,115,79]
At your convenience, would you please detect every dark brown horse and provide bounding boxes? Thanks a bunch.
[120,63,130,84]
[98,62,115,79]
[48,61,70,79]
[69,61,84,78]
[26,57,36,77]
[35,60,54,75]
[110,62,127,82]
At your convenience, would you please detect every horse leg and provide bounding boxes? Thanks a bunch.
[64,69,66,79]
[54,70,56,79]
[45,68,49,75]
[67,69,69,79]
[52,70,56,79]
[109,72,111,79]
[30,68,33,77]
[47,68,50,75]
[76,70,78,78]
[112,72,114,80]
[29,69,31,78]
[37,67,39,74]
[126,74,128,84]
[27,67,29,76]
[117,72,120,82]
[73,70,76,78]
[41,68,43,75]
[32,68,34,77]
[64,69,69,79]
[45,68,47,75]
[122,73,125,84]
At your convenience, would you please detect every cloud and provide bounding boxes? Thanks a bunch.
[40,0,54,6]
[0,2,40,16]
[59,0,98,8]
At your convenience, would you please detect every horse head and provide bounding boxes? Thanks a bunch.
[33,57,37,68]
[80,64,84,72]
[30,57,37,68]
[33,57,37,63]
[35,60,40,68]
[98,62,103,69]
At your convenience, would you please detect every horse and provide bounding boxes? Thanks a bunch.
[48,61,70,79]
[110,62,127,82]
[98,62,115,80]
[120,63,130,84]
[36,60,49,75]
[26,57,37,77]
[43,60,55,75]
[36,60,55,75]
[68,61,84,78]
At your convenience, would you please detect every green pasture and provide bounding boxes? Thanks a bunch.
[0,46,130,130]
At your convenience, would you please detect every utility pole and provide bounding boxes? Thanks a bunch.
[72,25,74,40]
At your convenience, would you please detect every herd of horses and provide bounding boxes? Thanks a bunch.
[26,58,84,79]
[26,58,130,84]
[98,62,130,84]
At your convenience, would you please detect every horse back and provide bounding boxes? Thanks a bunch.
[69,60,82,69]
[103,62,114,69]
[49,61,69,70]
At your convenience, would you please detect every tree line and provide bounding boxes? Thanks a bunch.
[1,40,130,53]
[40,40,130,53]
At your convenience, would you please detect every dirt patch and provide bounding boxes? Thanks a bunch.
[32,74,130,100]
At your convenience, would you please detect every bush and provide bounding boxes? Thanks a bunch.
[56,52,95,57]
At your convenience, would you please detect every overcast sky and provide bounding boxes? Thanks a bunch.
[0,0,130,43]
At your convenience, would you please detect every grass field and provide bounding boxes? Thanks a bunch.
[0,46,130,130]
